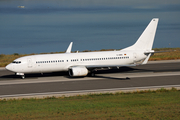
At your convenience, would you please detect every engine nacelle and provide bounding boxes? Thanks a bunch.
[69,66,88,77]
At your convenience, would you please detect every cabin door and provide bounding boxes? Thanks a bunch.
[27,58,33,68]
[133,53,137,64]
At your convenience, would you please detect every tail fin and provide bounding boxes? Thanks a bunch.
[122,18,159,51]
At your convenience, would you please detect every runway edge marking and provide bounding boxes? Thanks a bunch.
[0,85,180,100]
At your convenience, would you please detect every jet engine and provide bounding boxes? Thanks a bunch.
[68,66,88,77]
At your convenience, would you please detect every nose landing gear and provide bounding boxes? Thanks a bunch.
[16,73,25,79]
[21,75,25,79]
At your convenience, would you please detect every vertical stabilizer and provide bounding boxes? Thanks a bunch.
[66,42,73,53]
[122,18,159,51]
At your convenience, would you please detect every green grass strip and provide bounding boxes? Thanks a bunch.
[0,88,180,120]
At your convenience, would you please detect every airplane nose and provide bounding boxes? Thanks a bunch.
[5,64,13,71]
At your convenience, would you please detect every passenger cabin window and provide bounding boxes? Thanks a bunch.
[36,59,65,64]
[35,56,130,64]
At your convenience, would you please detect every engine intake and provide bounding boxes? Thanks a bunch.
[69,66,88,77]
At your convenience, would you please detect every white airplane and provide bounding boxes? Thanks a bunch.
[6,18,159,79]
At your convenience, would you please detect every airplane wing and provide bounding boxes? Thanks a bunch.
[69,64,136,71]
[85,64,136,69]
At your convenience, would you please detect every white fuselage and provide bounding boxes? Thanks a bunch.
[6,50,146,74]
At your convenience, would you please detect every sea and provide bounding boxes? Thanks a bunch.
[0,0,180,54]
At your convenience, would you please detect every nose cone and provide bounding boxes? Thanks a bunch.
[5,64,13,72]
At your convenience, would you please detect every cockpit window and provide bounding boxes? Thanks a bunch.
[12,61,21,64]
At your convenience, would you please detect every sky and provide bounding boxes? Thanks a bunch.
[0,0,180,54]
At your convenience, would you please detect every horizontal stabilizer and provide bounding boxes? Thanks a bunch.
[144,50,154,54]
[144,50,175,54]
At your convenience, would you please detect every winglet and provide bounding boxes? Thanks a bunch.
[142,53,151,65]
[66,42,73,53]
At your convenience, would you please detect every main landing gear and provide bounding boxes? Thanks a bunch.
[88,70,96,77]
[90,72,95,77]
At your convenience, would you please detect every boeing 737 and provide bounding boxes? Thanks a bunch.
[6,18,159,79]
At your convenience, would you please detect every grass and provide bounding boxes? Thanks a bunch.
[0,88,180,120]
[149,48,180,61]
[0,48,180,67]
[0,54,26,67]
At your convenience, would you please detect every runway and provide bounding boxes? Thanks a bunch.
[0,60,180,99]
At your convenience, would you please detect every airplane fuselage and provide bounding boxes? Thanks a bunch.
[6,50,146,74]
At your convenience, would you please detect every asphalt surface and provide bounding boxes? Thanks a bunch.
[0,60,180,99]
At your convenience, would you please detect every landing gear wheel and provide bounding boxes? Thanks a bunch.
[90,72,95,77]
[21,75,25,79]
